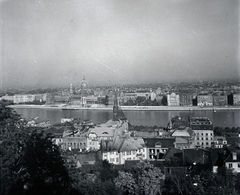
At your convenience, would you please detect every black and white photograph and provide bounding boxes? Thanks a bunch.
[0,0,240,194]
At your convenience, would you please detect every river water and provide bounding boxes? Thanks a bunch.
[13,108,240,128]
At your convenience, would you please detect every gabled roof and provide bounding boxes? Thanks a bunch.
[143,138,175,148]
[101,134,145,152]
[224,147,240,163]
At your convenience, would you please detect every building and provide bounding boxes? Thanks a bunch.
[225,150,240,173]
[143,137,175,160]
[233,94,240,105]
[167,93,180,106]
[171,126,195,149]
[179,93,193,106]
[197,95,213,107]
[213,95,227,106]
[101,133,147,164]
[190,117,214,148]
[13,94,35,104]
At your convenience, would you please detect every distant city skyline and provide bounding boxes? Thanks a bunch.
[0,0,239,89]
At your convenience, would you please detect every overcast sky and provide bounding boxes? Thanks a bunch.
[0,0,239,88]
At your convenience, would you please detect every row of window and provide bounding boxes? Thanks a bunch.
[196,142,212,146]
[64,142,86,146]
[196,137,213,140]
[196,133,213,136]
[228,163,240,168]
[109,149,145,156]
[149,149,167,153]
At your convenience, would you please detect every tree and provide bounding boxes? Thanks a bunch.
[115,161,163,195]
[114,171,138,195]
[9,131,71,195]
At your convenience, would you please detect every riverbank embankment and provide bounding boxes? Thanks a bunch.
[8,104,240,111]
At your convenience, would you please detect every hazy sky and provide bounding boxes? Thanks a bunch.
[0,0,239,88]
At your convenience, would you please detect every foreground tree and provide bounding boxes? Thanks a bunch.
[9,131,71,195]
[0,100,28,195]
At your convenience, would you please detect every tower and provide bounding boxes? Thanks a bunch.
[113,87,118,121]
[113,87,127,121]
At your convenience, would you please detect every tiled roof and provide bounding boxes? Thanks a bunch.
[162,147,182,161]
[101,134,145,152]
[175,137,188,144]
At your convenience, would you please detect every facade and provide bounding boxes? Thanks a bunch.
[13,94,35,104]
[61,136,99,151]
[143,138,175,160]
[197,95,213,107]
[213,95,227,106]
[190,117,214,148]
[179,93,193,106]
[233,94,240,105]
[167,93,180,106]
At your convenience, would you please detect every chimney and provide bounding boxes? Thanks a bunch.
[232,152,237,160]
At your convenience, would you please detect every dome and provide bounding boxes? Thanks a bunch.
[80,78,88,90]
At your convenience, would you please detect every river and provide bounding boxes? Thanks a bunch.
[13,107,240,128]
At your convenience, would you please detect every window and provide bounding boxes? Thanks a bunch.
[110,158,114,162]
[206,142,209,145]
[122,152,125,156]
[229,163,233,168]
[143,149,145,152]
[116,158,119,163]
[238,163,240,168]
[206,133,208,136]
[110,152,114,155]
[126,151,131,155]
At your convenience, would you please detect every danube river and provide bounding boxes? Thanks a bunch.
[14,108,240,128]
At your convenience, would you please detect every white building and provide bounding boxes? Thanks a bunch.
[167,93,180,106]
[101,133,147,164]
[190,117,214,148]
[225,151,240,173]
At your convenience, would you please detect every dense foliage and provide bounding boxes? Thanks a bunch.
[0,100,71,195]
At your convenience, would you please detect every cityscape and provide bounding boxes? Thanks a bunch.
[1,0,240,195]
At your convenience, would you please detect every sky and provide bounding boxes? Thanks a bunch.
[0,0,239,88]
